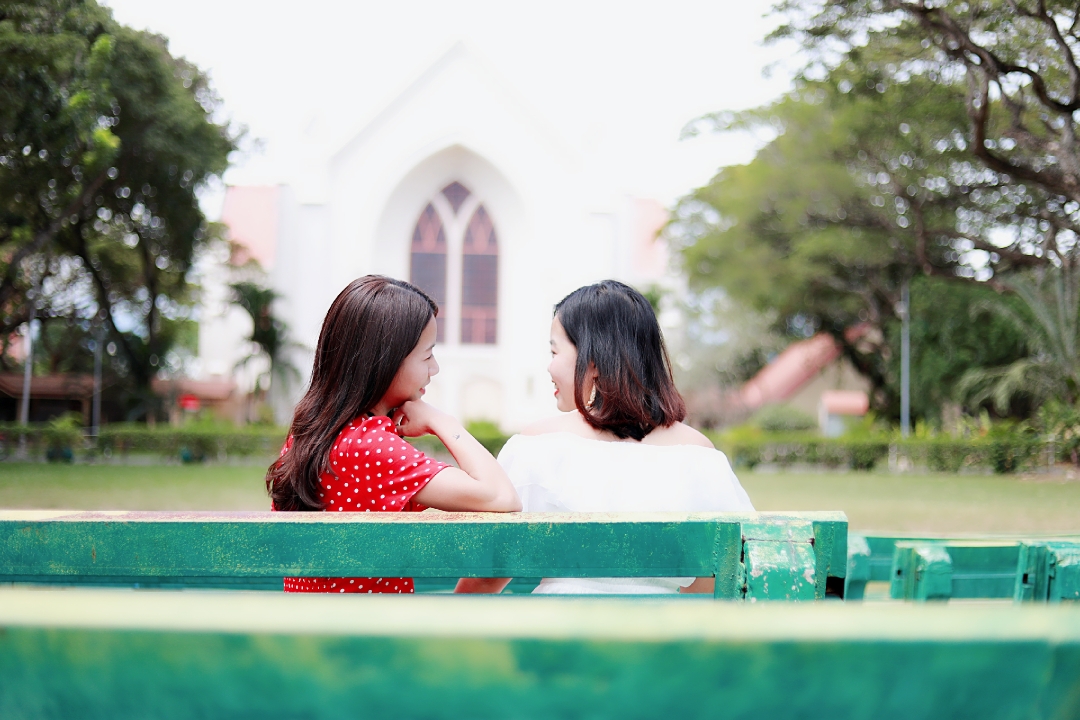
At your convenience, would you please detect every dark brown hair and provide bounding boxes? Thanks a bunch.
[555,280,686,440]
[266,275,438,511]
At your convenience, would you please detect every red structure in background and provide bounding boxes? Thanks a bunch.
[0,374,95,424]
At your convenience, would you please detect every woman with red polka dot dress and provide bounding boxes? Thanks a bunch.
[266,276,521,594]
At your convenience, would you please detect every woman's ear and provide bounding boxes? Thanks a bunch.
[585,363,599,409]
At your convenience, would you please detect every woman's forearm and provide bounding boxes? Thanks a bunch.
[430,417,521,511]
[680,577,715,594]
[455,577,512,594]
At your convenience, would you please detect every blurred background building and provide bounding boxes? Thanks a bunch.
[201,45,677,430]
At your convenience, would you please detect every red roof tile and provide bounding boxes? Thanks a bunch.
[0,373,95,399]
[738,334,841,411]
[820,389,870,416]
[151,378,236,402]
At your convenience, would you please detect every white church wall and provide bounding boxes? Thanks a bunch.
[219,44,687,431]
[275,50,600,430]
[268,188,332,424]
[193,241,253,380]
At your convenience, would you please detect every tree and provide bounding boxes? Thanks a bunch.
[956,266,1080,411]
[230,278,300,417]
[674,0,1080,417]
[772,0,1080,278]
[882,275,1030,421]
[671,288,787,428]
[673,78,976,393]
[0,1,236,418]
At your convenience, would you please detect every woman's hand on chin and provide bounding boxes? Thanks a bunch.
[393,399,446,438]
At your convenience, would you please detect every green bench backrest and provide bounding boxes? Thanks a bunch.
[1017,542,1080,603]
[845,534,1080,602]
[891,541,1023,600]
[0,510,848,601]
[1,588,1078,720]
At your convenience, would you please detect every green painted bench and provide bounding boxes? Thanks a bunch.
[0,510,848,601]
[844,534,1080,602]
[1017,541,1080,602]
[1,588,1078,719]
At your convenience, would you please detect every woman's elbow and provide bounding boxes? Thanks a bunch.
[496,494,523,512]
[487,488,521,512]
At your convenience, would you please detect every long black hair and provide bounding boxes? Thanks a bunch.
[267,275,437,511]
[555,280,686,440]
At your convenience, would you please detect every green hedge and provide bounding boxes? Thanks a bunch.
[0,421,512,464]
[3,420,1044,473]
[0,422,287,463]
[711,434,889,471]
[710,432,1045,473]
[97,425,288,462]
[2,419,1047,473]
[903,436,1044,473]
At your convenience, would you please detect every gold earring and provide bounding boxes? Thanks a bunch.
[585,385,597,410]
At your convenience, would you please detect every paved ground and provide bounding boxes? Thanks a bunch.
[2,462,1079,534]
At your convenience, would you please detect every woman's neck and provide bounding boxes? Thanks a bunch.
[541,411,637,443]
[370,401,393,418]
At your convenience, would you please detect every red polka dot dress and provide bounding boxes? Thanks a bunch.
[278,416,449,594]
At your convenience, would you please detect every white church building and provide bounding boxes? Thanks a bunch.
[198,44,679,431]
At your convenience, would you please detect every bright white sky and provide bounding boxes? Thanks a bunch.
[102,0,799,217]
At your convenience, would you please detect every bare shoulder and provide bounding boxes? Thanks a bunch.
[519,412,586,436]
[643,422,715,448]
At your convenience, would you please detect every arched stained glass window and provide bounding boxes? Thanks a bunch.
[410,203,447,341]
[461,205,498,345]
[441,181,470,213]
[408,183,499,347]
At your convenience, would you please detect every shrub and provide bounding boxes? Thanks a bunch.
[43,414,83,463]
[96,424,287,461]
[1035,400,1080,465]
[923,440,971,472]
[0,422,288,462]
[466,420,510,456]
[849,442,884,470]
[709,431,891,471]
[708,431,1041,474]
[752,405,817,433]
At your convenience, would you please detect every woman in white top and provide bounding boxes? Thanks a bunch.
[456,280,753,595]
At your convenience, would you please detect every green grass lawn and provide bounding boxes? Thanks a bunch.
[1,462,1078,534]
[0,463,271,511]
[741,469,1080,534]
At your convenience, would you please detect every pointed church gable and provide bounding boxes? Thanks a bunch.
[326,42,576,180]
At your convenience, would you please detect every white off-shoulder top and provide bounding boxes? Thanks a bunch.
[497,431,755,594]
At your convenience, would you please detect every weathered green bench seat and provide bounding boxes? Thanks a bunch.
[844,534,1080,602]
[1,588,1078,720]
[0,510,848,600]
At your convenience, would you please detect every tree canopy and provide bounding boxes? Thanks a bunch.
[0,0,236,416]
[772,0,1080,277]
[882,275,1031,420]
[673,0,1080,419]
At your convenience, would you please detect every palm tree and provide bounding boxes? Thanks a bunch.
[230,281,302,422]
[957,267,1080,413]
